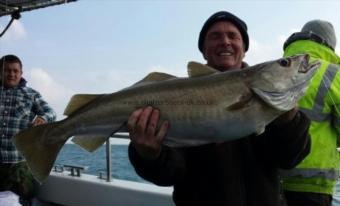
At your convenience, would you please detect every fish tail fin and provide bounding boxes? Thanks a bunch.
[13,122,66,182]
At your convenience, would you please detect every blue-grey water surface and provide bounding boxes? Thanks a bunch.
[55,144,146,183]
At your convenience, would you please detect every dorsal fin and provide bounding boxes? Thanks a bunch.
[187,61,219,77]
[64,94,102,116]
[133,72,177,86]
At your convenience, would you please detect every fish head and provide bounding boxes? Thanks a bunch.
[250,54,320,111]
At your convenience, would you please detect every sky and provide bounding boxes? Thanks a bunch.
[0,0,340,124]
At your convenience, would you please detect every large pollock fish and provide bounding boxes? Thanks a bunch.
[13,54,320,182]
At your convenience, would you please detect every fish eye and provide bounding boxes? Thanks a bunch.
[279,58,291,67]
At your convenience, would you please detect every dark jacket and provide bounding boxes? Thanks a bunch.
[129,111,311,206]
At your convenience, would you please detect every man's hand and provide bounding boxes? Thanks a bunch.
[32,117,46,126]
[127,106,169,160]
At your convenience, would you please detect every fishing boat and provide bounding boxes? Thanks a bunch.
[1,1,339,206]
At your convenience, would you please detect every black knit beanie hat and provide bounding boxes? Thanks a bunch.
[198,11,249,53]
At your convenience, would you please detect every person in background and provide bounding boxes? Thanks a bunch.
[281,20,340,206]
[333,41,340,206]
[127,11,311,206]
[0,54,56,206]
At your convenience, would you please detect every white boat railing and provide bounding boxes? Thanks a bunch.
[105,138,112,182]
[39,133,175,206]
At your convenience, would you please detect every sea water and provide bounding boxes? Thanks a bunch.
[55,143,146,183]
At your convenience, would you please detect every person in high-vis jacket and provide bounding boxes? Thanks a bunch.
[281,20,340,206]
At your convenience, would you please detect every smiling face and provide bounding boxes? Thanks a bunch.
[203,21,245,71]
[1,62,23,88]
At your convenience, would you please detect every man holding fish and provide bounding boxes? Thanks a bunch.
[128,11,312,206]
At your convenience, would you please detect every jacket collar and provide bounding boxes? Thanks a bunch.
[0,77,27,89]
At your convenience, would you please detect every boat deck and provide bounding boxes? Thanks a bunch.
[36,171,175,206]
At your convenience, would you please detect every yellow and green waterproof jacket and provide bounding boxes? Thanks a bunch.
[281,40,340,194]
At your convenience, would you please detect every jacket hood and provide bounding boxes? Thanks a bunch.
[284,40,339,64]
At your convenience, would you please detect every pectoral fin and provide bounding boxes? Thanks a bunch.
[255,124,265,135]
[225,90,254,111]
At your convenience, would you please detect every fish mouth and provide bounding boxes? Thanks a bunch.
[298,55,321,73]
[307,60,321,72]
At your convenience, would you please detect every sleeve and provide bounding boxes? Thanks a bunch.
[128,143,186,186]
[263,111,311,169]
[32,91,57,122]
[331,70,340,142]
[333,106,340,147]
